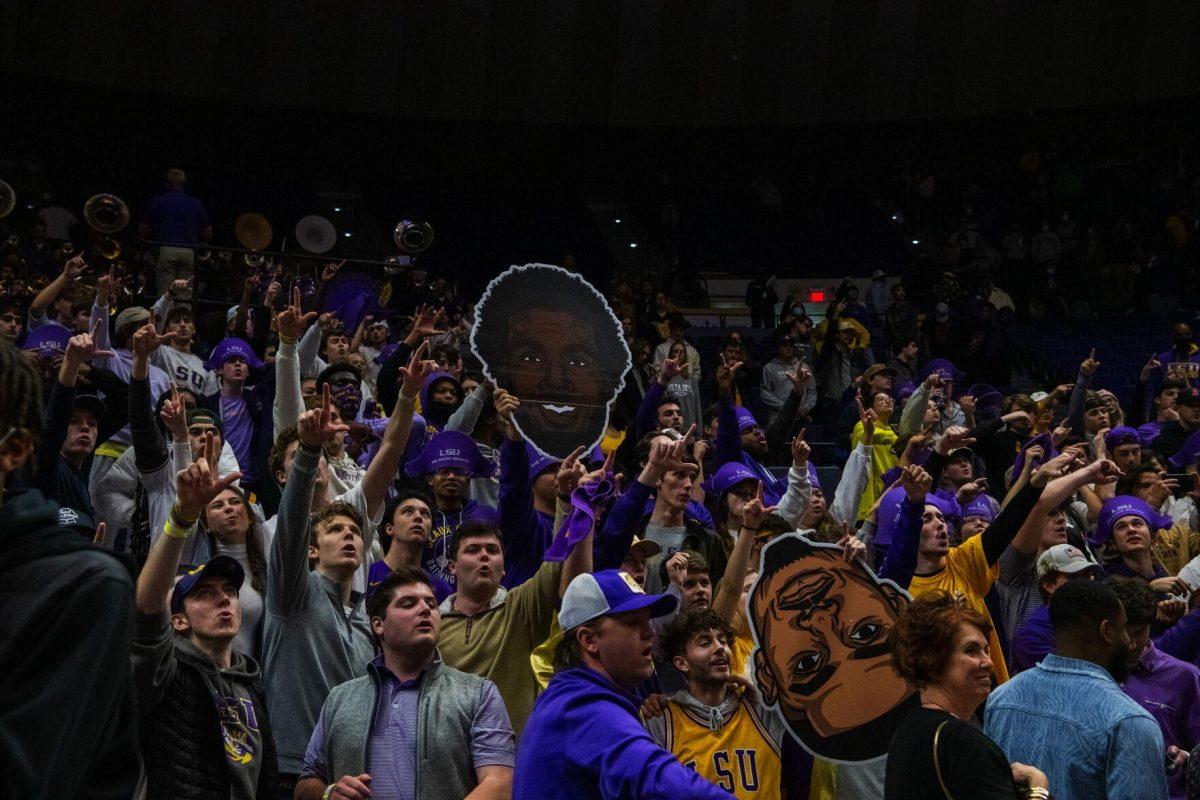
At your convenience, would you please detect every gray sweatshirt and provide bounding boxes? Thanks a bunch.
[261,444,376,774]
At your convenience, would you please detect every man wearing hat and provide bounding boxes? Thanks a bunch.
[899,359,966,435]
[405,429,498,592]
[760,333,815,427]
[132,445,278,798]
[833,362,894,447]
[1010,544,1105,675]
[513,569,734,799]
[200,336,272,494]
[29,329,110,515]
[1150,386,1200,462]
[815,305,871,410]
[1106,426,1144,473]
[90,278,174,494]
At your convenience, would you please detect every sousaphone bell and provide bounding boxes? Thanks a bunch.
[0,181,15,219]
[394,220,433,254]
[84,193,131,234]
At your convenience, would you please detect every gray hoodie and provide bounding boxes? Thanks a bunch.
[644,687,785,748]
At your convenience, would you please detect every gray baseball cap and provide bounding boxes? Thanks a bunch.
[1036,544,1103,580]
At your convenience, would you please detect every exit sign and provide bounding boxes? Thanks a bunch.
[808,289,826,303]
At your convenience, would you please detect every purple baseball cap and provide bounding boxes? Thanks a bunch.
[204,337,265,371]
[701,462,759,495]
[558,569,678,631]
[405,430,495,478]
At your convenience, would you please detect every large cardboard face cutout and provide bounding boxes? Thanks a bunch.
[471,264,631,460]
[748,533,917,763]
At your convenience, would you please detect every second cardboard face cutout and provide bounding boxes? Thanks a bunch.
[748,533,917,763]
[470,264,631,461]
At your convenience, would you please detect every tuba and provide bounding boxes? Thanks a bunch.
[0,181,15,219]
[84,193,130,234]
[393,220,433,254]
[99,237,122,261]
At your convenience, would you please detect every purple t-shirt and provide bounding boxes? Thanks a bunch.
[219,394,255,482]
[1122,642,1200,800]
[1010,603,1053,675]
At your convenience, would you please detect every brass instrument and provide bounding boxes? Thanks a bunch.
[0,181,15,219]
[60,242,75,256]
[99,238,121,261]
[394,220,433,254]
[235,213,274,252]
[83,194,131,234]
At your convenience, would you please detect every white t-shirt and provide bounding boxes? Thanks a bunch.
[217,540,265,660]
[153,345,219,396]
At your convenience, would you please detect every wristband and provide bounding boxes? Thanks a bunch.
[278,334,296,345]
[299,441,323,455]
[164,506,198,540]
[399,392,417,403]
[323,785,335,800]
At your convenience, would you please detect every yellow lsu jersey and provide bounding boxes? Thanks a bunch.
[661,695,782,798]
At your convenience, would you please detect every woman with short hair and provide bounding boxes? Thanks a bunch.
[885,591,1051,799]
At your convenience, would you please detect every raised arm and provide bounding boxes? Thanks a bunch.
[273,287,318,433]
[775,430,813,527]
[713,481,775,621]
[877,466,933,587]
[357,342,436,519]
[130,323,179,474]
[634,377,669,438]
[136,434,241,614]
[1010,448,1119,556]
[268,397,347,614]
[899,375,936,436]
[376,304,441,409]
[446,381,491,434]
[1066,349,1098,435]
[31,256,89,316]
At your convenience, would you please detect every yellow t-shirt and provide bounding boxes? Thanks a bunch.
[907,533,1009,683]
[850,422,899,520]
[662,695,782,799]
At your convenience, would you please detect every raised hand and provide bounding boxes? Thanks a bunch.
[837,521,866,563]
[132,322,177,360]
[741,481,779,531]
[1093,426,1111,460]
[492,387,521,441]
[410,304,446,338]
[96,266,117,306]
[580,448,616,490]
[692,438,710,464]
[791,428,811,468]
[1080,347,1100,377]
[1030,445,1084,487]
[65,329,115,364]
[298,384,351,448]
[657,356,682,385]
[923,372,944,391]
[786,363,812,394]
[320,260,345,283]
[168,277,192,297]
[317,312,337,332]
[956,481,984,505]
[398,340,438,398]
[159,386,189,442]
[62,255,89,280]
[1164,406,1182,423]
[899,464,933,502]
[715,353,743,397]
[175,433,242,521]
[555,445,589,496]
[936,425,976,455]
[855,394,876,445]
[276,286,318,341]
[1051,422,1072,446]
[665,551,691,587]
[1140,354,1162,383]
[959,395,976,417]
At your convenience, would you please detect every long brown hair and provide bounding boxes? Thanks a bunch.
[201,485,266,596]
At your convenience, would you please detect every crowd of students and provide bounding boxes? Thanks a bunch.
[5,179,1200,800]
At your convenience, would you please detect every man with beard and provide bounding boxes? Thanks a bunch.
[986,579,1168,800]
[471,264,630,460]
[403,429,498,592]
[646,609,784,798]
[747,534,917,763]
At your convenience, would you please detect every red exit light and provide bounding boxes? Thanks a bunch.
[808,289,825,303]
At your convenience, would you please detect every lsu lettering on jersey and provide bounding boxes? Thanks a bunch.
[661,695,781,798]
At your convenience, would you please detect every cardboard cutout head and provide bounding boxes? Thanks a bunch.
[471,264,631,460]
[748,533,917,763]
